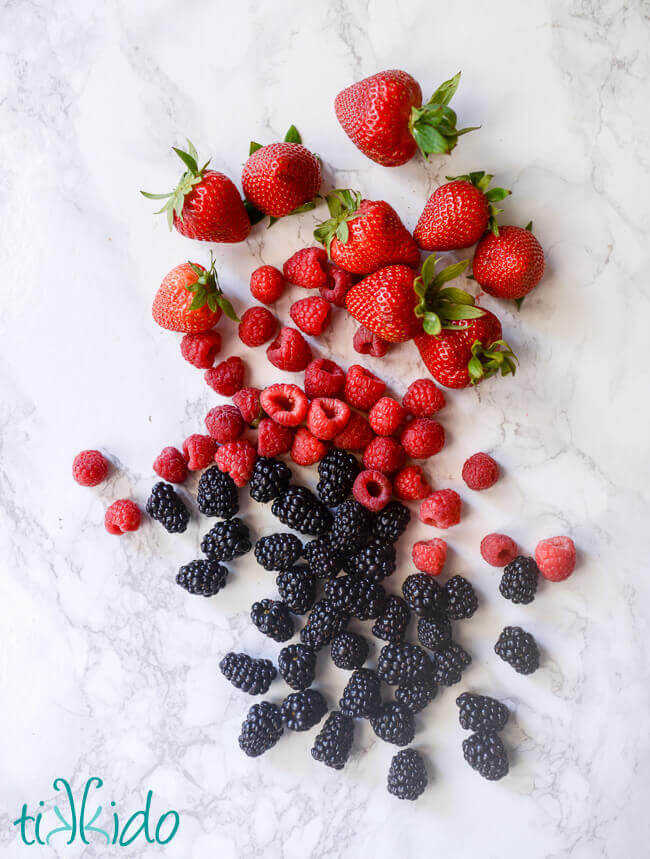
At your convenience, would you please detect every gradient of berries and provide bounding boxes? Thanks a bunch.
[353,469,392,511]
[73,450,109,487]
[480,533,518,567]
[535,536,576,581]
[362,436,405,475]
[290,295,332,335]
[238,306,278,347]
[332,410,375,451]
[462,452,500,490]
[250,265,285,304]
[266,326,312,372]
[402,378,446,417]
[400,418,445,459]
[232,387,263,425]
[105,499,141,535]
[304,358,345,398]
[344,364,386,410]
[320,265,352,306]
[353,324,389,357]
[205,405,245,443]
[205,356,245,396]
[369,397,406,436]
[419,489,462,528]
[183,434,218,470]
[260,384,308,427]
[257,418,295,458]
[290,428,328,466]
[393,465,431,501]
[180,330,222,368]
[283,247,329,288]
[412,538,447,575]
[215,439,257,486]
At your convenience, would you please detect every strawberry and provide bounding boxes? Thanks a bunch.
[314,190,420,274]
[334,70,477,167]
[141,141,250,242]
[414,172,510,251]
[472,223,545,301]
[152,257,238,333]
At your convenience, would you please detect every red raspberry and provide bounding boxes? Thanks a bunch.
[250,265,285,304]
[352,469,392,511]
[266,327,312,372]
[344,364,386,410]
[205,404,245,443]
[412,538,448,575]
[362,436,405,475]
[291,427,328,466]
[535,536,577,582]
[419,489,462,529]
[180,330,222,369]
[232,387,263,425]
[400,418,445,459]
[105,499,141,535]
[332,411,375,451]
[205,356,245,396]
[215,439,257,487]
[304,358,345,398]
[393,465,432,501]
[306,398,351,441]
[462,452,500,491]
[289,296,332,336]
[72,450,109,486]
[320,265,353,306]
[353,325,390,358]
[238,306,278,347]
[260,384,309,427]
[257,418,295,457]
[480,533,518,567]
[153,446,188,484]
[369,397,406,436]
[402,378,446,417]
[283,247,329,288]
[182,434,217,470]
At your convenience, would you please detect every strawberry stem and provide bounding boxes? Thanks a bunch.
[186,254,239,322]
[140,140,210,230]
[413,254,483,334]
[446,170,511,235]
[409,73,480,158]
[467,338,518,384]
[313,189,363,254]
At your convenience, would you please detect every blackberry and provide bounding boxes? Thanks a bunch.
[431,641,471,686]
[255,533,303,571]
[196,466,238,518]
[343,541,396,582]
[281,689,328,731]
[303,536,344,579]
[372,501,410,543]
[339,668,382,718]
[249,457,292,503]
[331,500,373,553]
[276,567,317,615]
[251,599,294,642]
[311,711,354,770]
[377,642,432,686]
[387,749,428,800]
[462,731,509,781]
[372,596,410,643]
[317,449,359,506]
[499,556,539,605]
[444,575,478,619]
[271,486,333,536]
[238,701,284,757]
[201,518,251,561]
[330,632,369,670]
[219,652,276,695]
[417,613,452,650]
[324,575,386,620]
[176,559,227,596]
[395,677,438,713]
[456,692,510,732]
[495,626,540,675]
[146,482,189,533]
[370,702,415,746]
[277,643,317,690]
[402,573,447,616]
[300,599,349,650]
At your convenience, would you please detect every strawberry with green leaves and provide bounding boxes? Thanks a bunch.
[472,222,545,301]
[152,256,238,334]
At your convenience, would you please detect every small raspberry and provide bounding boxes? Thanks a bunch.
[353,325,390,358]
[205,405,245,443]
[462,453,500,491]
[344,364,386,410]
[419,490,462,529]
[153,446,188,484]
[400,418,445,459]
[480,534,518,567]
[352,469,392,511]
[266,327,312,372]
[402,379,446,417]
[290,296,332,336]
[412,538,447,575]
[72,450,109,487]
[369,397,406,436]
[283,247,329,288]
[257,418,295,458]
[306,398,351,441]
[320,265,352,306]
[535,536,576,582]
[304,358,345,399]
[182,434,217,470]
[393,465,432,501]
[215,439,257,487]
[180,331,222,369]
[250,265,285,304]
[232,387,263,425]
[205,356,245,396]
[105,499,141,535]
[291,427,328,466]
[260,384,309,427]
[238,306,278,347]
[332,411,375,451]
[362,437,405,475]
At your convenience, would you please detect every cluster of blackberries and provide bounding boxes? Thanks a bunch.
[456,692,511,780]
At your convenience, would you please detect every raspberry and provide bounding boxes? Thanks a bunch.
[215,439,257,487]
[535,536,577,582]
[180,330,222,368]
[369,397,406,436]
[419,489,462,529]
[232,387,263,425]
[266,327,312,372]
[480,533,518,567]
[205,404,245,443]
[332,411,375,451]
[291,427,328,466]
[290,296,332,335]
[307,398,351,440]
[393,465,431,501]
[260,384,308,427]
[205,356,245,396]
[344,364,386,410]
[400,418,445,459]
[238,306,278,347]
[352,469,392,511]
[320,265,352,306]
[153,446,188,484]
[362,437,405,475]
[412,538,447,575]
[257,418,294,458]
[353,325,390,358]
[72,450,109,487]
[104,499,141,535]
[304,358,345,398]
[182,434,217,470]
[402,379,446,417]
[462,452,500,491]
[250,265,285,304]
[283,247,329,288]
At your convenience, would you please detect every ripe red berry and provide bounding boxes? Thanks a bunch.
[393,465,432,501]
[419,489,462,529]
[205,356,245,396]
[205,404,245,443]
[352,469,392,511]
[215,439,257,487]
[362,436,405,475]
[266,327,312,372]
[304,358,345,398]
[153,446,188,484]
[238,306,278,347]
[260,384,309,427]
[320,265,353,306]
[105,499,141,535]
[250,265,285,304]
[412,538,447,575]
[232,387,263,425]
[182,434,217,470]
[180,330,222,369]
[257,418,295,457]
[400,418,445,459]
[344,364,386,410]
[535,536,576,582]
[462,452,499,490]
[283,247,329,288]
[352,325,390,358]
[480,533,518,567]
[369,397,406,436]
[332,411,375,451]
[306,398,351,441]
[72,450,109,487]
[402,379,446,417]
[291,427,328,466]
[290,296,332,336]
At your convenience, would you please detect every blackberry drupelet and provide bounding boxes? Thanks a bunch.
[372,501,410,543]
[317,449,359,506]
[499,556,539,605]
[370,702,415,746]
[431,641,471,686]
[343,541,396,582]
[255,533,303,571]
[249,457,292,503]
[495,626,540,675]
[331,500,373,552]
[238,701,284,757]
[395,677,438,713]
[219,652,276,695]
[251,599,295,642]
[281,689,328,731]
[300,599,350,650]
[271,486,333,536]
[311,711,354,770]
[372,596,411,643]
[197,466,239,518]
[462,731,509,780]
[377,642,432,686]
[303,535,344,579]
[276,567,317,615]
[277,643,317,690]
[324,574,386,620]
[330,632,369,670]
[417,613,452,650]
[456,692,510,732]
[201,518,251,561]
[444,575,479,619]
[176,559,227,596]
[387,749,428,800]
[339,668,382,718]
[146,482,190,533]
[402,574,448,616]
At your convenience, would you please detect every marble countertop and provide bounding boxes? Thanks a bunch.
[1,0,649,856]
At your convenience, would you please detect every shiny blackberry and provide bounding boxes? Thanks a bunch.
[250,599,294,642]
[495,626,540,675]
[372,596,410,643]
[271,486,333,536]
[277,643,317,690]
[219,652,276,695]
[176,559,227,596]
[395,677,438,713]
[462,731,509,781]
[499,556,539,605]
[300,599,350,650]
[402,574,447,616]
[456,692,510,732]
[249,457,292,503]
[311,712,354,770]
[339,668,382,718]
[370,702,415,746]
[330,632,369,670]
[417,613,452,650]
[387,749,428,800]
[377,642,432,686]
[146,482,190,533]
[431,641,471,686]
[316,449,359,506]
[331,500,373,552]
[276,567,317,615]
[303,535,344,579]
[201,517,251,561]
[281,689,328,731]
[324,575,386,620]
[238,701,283,757]
[343,541,396,582]
[372,501,410,543]
[196,466,238,518]
[444,575,478,619]
[255,533,303,571]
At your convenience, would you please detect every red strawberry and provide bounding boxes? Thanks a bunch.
[141,141,250,242]
[334,71,477,167]
[152,257,238,333]
[414,172,510,251]
[314,190,420,274]
[472,223,545,301]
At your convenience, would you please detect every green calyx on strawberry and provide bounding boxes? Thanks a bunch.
[185,254,239,320]
[467,338,517,384]
[141,140,211,230]
[413,253,484,335]
[447,170,511,235]
[313,188,363,252]
[408,73,480,158]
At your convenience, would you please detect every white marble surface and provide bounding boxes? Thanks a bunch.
[1,0,650,856]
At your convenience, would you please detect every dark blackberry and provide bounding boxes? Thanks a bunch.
[372,596,410,643]
[311,711,354,770]
[271,486,333,536]
[281,689,328,731]
[372,501,410,543]
[196,466,238,518]
[324,574,386,620]
[249,457,292,503]
[370,702,415,746]
[219,652,276,695]
[431,641,471,686]
[343,541,396,582]
[277,643,317,690]
[495,626,540,675]
[395,677,438,713]
[146,482,189,533]
[255,533,303,571]
[462,731,509,780]
[331,500,373,552]
[339,668,382,718]
[402,573,448,616]
[276,567,317,615]
[303,535,344,579]
[201,518,251,562]
[250,599,294,642]
[387,749,428,800]
[444,575,478,619]
[300,599,349,650]
[176,559,227,596]
[499,556,539,605]
[330,632,369,670]
[317,449,359,506]
[238,701,283,757]
[377,642,432,686]
[417,613,452,650]
[456,692,510,732]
